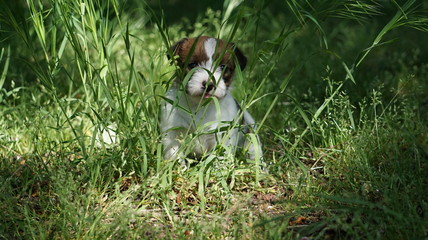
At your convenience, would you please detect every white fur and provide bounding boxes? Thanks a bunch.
[161,38,261,162]
[185,38,227,100]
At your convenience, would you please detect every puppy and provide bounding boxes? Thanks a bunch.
[160,36,262,165]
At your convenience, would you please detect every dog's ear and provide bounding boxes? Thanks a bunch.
[167,38,188,61]
[234,46,247,71]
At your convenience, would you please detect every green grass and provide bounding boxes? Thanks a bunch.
[1,0,427,239]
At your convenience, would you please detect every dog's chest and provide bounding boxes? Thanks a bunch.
[164,89,239,130]
[160,83,248,157]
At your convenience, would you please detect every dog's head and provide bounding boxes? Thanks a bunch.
[168,36,247,100]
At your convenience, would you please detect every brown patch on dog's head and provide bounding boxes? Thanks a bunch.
[168,36,209,68]
[169,36,247,83]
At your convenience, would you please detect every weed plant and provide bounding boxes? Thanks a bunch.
[0,0,427,239]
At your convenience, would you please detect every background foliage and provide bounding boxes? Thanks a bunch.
[0,0,427,239]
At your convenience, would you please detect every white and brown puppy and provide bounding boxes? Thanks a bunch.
[161,36,262,164]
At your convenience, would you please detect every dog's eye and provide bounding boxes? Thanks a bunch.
[219,64,226,70]
[188,62,198,69]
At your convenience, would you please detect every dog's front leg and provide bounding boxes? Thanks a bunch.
[162,129,189,170]
[162,129,183,159]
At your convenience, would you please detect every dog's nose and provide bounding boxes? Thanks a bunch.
[202,81,215,92]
